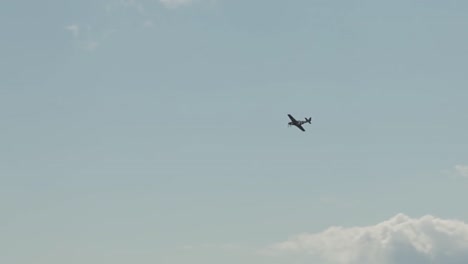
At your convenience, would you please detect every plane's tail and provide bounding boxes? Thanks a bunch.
[306,117,312,124]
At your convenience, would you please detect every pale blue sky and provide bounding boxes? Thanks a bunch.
[2,1,468,263]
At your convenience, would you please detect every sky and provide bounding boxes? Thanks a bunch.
[2,1,468,263]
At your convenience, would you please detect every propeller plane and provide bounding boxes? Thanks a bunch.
[287,114,312,132]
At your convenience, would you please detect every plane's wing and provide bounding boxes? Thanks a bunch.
[288,114,297,122]
[296,124,305,132]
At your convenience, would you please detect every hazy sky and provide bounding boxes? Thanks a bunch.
[2,1,468,263]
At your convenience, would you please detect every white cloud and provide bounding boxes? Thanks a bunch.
[143,19,154,28]
[65,24,80,38]
[84,40,99,51]
[65,24,101,51]
[455,165,468,178]
[159,0,194,8]
[121,0,145,13]
[263,213,468,264]
[66,0,207,51]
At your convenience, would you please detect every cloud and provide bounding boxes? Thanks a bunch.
[263,213,468,264]
[455,165,468,178]
[66,0,207,51]
[121,0,145,13]
[84,40,99,51]
[159,0,194,8]
[65,24,80,38]
[143,19,154,28]
[65,24,105,52]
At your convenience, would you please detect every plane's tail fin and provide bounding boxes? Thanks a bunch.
[306,117,312,124]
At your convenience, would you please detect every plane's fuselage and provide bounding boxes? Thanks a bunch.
[288,120,307,126]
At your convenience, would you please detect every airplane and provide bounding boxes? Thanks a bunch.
[287,114,312,132]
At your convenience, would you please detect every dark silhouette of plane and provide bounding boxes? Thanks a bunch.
[288,114,312,132]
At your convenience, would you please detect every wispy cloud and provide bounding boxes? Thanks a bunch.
[159,0,194,8]
[262,213,468,264]
[65,0,208,51]
[121,0,145,14]
[455,165,468,178]
[143,19,154,28]
[84,40,100,51]
[64,24,112,52]
[65,24,80,38]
